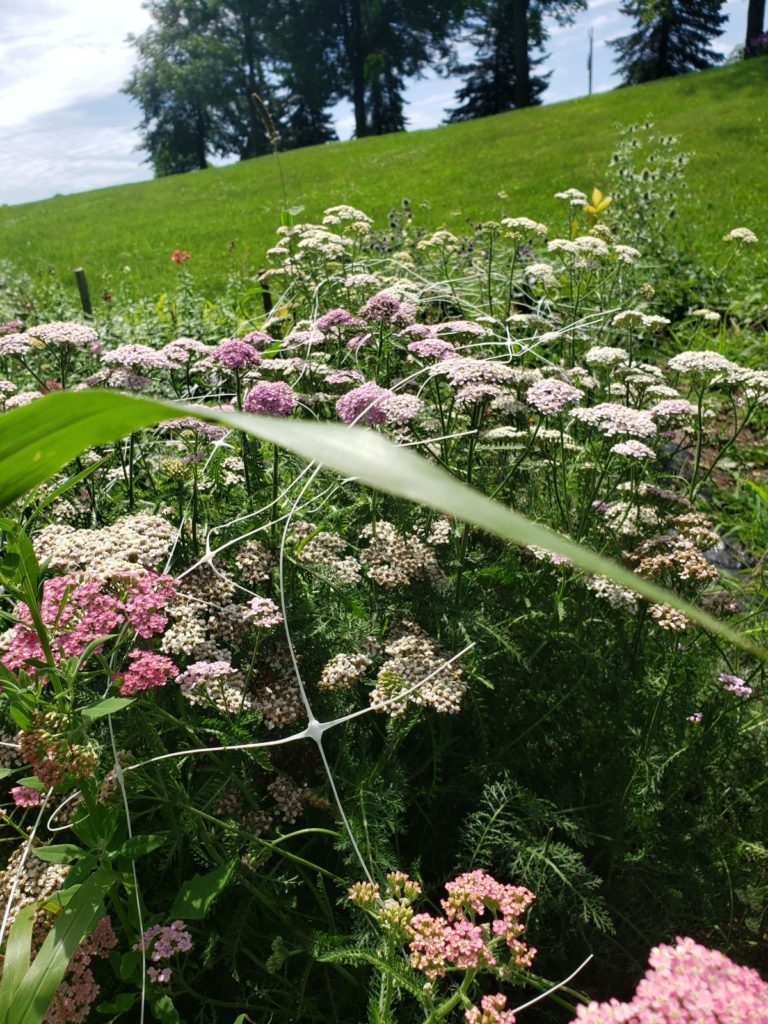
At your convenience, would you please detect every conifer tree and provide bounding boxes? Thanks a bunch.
[447,0,584,121]
[610,0,728,85]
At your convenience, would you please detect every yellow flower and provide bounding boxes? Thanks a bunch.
[584,188,612,215]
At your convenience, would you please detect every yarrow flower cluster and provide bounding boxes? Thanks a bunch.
[44,916,118,1024]
[610,439,655,460]
[720,673,752,699]
[119,649,179,696]
[214,338,263,370]
[571,936,768,1023]
[335,381,422,426]
[409,870,535,980]
[526,378,584,415]
[571,403,657,438]
[243,381,297,416]
[136,920,193,984]
[465,993,518,1024]
[26,321,99,349]
[0,571,175,671]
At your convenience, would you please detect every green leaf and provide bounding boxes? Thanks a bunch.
[116,949,142,981]
[0,390,763,659]
[7,868,115,1024]
[0,767,16,780]
[170,859,236,920]
[96,992,136,1017]
[0,904,34,1017]
[33,844,85,864]
[81,697,135,721]
[16,776,46,793]
[150,994,181,1024]
[108,833,167,860]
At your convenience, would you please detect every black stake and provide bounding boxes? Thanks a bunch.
[74,267,93,317]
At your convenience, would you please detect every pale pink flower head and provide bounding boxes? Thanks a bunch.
[526,378,583,415]
[214,338,262,370]
[240,330,275,349]
[572,936,768,1024]
[407,338,458,361]
[243,381,297,416]
[361,292,417,327]
[11,785,42,808]
[610,439,655,460]
[336,381,390,425]
[316,308,365,333]
[465,993,517,1024]
[720,672,752,698]
[248,596,283,628]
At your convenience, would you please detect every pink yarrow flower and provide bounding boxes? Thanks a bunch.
[248,596,283,628]
[361,292,417,327]
[571,936,768,1024]
[11,786,42,808]
[316,308,365,333]
[119,650,179,696]
[526,378,583,415]
[336,381,422,426]
[243,381,297,416]
[720,673,752,698]
[214,339,262,370]
[465,993,518,1024]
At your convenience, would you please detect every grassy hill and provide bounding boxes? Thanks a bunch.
[1,57,766,297]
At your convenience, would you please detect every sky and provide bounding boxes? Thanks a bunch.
[0,0,752,207]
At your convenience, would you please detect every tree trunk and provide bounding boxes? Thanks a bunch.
[240,9,264,156]
[511,0,530,108]
[656,15,671,78]
[342,0,368,136]
[746,0,766,54]
[195,106,208,170]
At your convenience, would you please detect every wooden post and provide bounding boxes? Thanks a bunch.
[74,267,93,316]
[258,270,273,315]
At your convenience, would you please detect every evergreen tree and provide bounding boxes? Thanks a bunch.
[745,0,766,55]
[336,0,467,137]
[266,0,339,148]
[447,0,584,121]
[610,0,728,84]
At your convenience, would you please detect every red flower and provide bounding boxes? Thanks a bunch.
[171,249,191,264]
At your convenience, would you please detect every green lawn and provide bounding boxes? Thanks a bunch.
[1,57,766,297]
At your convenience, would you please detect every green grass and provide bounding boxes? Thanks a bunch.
[1,57,766,297]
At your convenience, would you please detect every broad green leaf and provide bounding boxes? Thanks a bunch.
[33,844,85,864]
[0,767,16,780]
[108,833,167,859]
[0,903,34,1017]
[95,992,136,1017]
[8,868,115,1024]
[0,390,763,659]
[150,994,181,1024]
[81,697,135,721]
[170,859,236,920]
[16,776,46,793]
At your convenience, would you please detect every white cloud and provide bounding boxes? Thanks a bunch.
[0,0,151,129]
